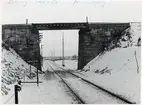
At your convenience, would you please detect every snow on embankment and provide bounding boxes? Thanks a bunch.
[82,22,141,103]
[1,46,37,97]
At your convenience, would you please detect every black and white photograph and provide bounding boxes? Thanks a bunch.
[1,0,141,104]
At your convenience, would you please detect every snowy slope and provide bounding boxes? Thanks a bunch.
[108,22,141,49]
[1,46,37,103]
[82,22,141,103]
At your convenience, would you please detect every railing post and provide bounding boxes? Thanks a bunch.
[15,85,18,104]
[15,84,21,104]
[37,68,39,87]
[30,65,31,77]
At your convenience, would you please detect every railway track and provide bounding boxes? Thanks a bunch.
[47,61,135,104]
[46,62,85,104]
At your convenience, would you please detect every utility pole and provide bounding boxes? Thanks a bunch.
[24,68,26,82]
[26,19,28,24]
[41,45,43,66]
[86,16,88,23]
[37,68,39,87]
[29,64,31,77]
[62,32,65,67]
[14,85,21,104]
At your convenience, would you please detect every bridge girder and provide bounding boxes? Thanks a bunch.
[32,22,88,30]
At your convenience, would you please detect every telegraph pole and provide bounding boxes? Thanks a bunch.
[26,19,28,24]
[37,68,39,87]
[86,16,88,23]
[62,32,65,67]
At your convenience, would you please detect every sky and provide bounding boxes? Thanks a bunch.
[40,30,79,56]
[1,0,142,56]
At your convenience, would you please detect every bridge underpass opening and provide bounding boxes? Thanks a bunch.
[40,30,79,70]
[2,23,129,71]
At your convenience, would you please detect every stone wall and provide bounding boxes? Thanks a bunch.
[2,24,41,70]
[78,23,130,69]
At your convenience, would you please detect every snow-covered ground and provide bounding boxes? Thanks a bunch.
[18,79,80,104]
[1,46,37,104]
[55,60,78,70]
[1,58,80,104]
[21,22,140,104]
[6,59,127,104]
[42,61,127,104]
[1,46,80,104]
[79,22,141,103]
[1,22,140,104]
[65,78,125,104]
[6,60,81,104]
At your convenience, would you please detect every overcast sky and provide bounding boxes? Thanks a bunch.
[2,0,142,56]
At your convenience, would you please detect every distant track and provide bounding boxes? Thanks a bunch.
[46,62,86,104]
[49,61,135,104]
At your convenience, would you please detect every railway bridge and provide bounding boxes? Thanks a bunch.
[2,22,130,70]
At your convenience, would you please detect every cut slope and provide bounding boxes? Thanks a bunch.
[82,22,141,103]
[1,46,37,96]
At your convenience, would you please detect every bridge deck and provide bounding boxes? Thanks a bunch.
[2,22,129,30]
[32,22,88,30]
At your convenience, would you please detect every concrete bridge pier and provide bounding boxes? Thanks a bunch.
[78,28,91,69]
[78,24,130,70]
[2,24,42,71]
